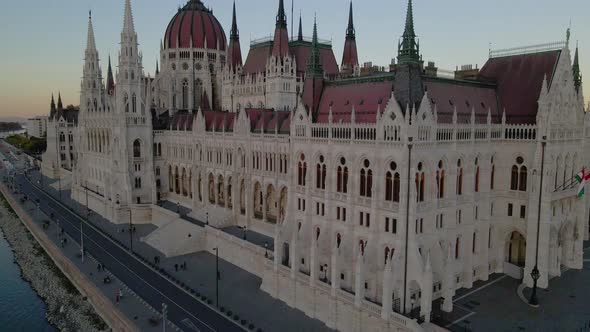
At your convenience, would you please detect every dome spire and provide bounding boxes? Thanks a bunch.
[341,1,359,74]
[271,0,290,58]
[86,11,97,53]
[397,0,420,65]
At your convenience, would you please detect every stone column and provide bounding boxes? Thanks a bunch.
[290,231,298,278]
[354,252,364,308]
[331,249,339,296]
[381,257,393,320]
[421,253,433,323]
[310,235,317,286]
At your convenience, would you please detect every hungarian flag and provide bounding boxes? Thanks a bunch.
[575,169,590,197]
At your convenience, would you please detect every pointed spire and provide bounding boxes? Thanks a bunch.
[106,55,115,95]
[86,11,97,53]
[228,1,243,69]
[346,1,355,40]
[307,16,323,76]
[156,60,159,75]
[297,12,303,41]
[230,1,239,40]
[51,94,56,110]
[276,0,287,29]
[398,0,420,65]
[573,42,582,93]
[271,0,290,58]
[57,92,63,111]
[123,0,135,35]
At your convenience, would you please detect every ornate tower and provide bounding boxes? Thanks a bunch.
[573,43,582,94]
[113,0,154,207]
[227,1,243,70]
[341,1,359,77]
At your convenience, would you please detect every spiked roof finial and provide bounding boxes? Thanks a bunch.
[398,0,420,65]
[346,1,355,40]
[122,0,135,35]
[307,15,323,77]
[230,1,239,40]
[573,41,582,93]
[297,11,303,41]
[276,0,287,29]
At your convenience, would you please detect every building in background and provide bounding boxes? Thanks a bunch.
[26,115,48,138]
[40,0,590,331]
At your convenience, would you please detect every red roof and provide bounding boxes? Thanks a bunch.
[227,38,242,68]
[243,46,271,75]
[202,111,235,131]
[164,2,227,51]
[316,80,394,123]
[291,44,339,77]
[245,108,291,133]
[479,50,561,124]
[423,78,499,124]
[272,27,290,58]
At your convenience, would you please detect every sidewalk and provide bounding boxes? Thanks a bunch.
[5,179,168,332]
[31,170,333,332]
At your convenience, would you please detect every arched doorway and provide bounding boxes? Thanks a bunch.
[253,182,262,219]
[240,179,246,215]
[279,187,287,223]
[208,174,215,204]
[217,175,225,206]
[507,231,526,267]
[266,184,277,223]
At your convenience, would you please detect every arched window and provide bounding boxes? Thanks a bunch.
[456,159,463,195]
[384,247,391,265]
[132,93,137,113]
[316,155,326,189]
[385,162,400,202]
[297,154,307,186]
[455,237,460,259]
[554,156,561,189]
[337,157,348,193]
[475,158,480,193]
[360,159,372,198]
[415,162,425,202]
[124,93,129,113]
[436,160,445,199]
[337,233,342,248]
[133,139,141,158]
[511,157,527,192]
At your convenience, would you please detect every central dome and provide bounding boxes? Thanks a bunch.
[164,0,227,51]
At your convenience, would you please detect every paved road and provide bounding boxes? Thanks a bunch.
[15,174,243,332]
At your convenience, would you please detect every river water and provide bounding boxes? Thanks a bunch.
[0,228,56,332]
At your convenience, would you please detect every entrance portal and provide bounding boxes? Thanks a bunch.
[507,231,526,267]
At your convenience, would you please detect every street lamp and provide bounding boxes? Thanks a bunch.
[264,241,269,258]
[323,263,328,282]
[410,298,416,318]
[206,212,209,225]
[529,136,547,307]
[213,247,220,307]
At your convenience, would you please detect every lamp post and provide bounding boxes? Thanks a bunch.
[529,136,547,306]
[410,298,416,318]
[264,241,269,258]
[323,263,328,282]
[403,137,413,316]
[213,247,219,307]
[128,210,133,252]
[161,303,167,332]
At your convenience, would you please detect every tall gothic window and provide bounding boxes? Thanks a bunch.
[124,93,129,113]
[360,159,373,198]
[385,161,400,202]
[182,79,189,109]
[132,93,137,113]
[490,157,495,190]
[474,158,480,193]
[337,157,348,193]
[456,159,463,195]
[511,157,527,192]
[133,139,141,158]
[298,154,307,186]
[436,160,445,199]
[316,155,326,190]
[415,162,425,202]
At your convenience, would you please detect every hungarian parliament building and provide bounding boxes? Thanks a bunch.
[41,0,590,330]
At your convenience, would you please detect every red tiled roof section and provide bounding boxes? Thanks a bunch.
[479,50,561,124]
[423,78,499,124]
[169,112,194,131]
[316,80,394,124]
[291,45,339,77]
[245,108,291,133]
[202,111,236,131]
[243,46,271,75]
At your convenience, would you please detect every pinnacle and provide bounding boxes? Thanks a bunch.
[346,1,355,40]
[86,13,97,53]
[122,0,135,35]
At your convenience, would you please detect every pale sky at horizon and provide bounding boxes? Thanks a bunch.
[0,0,588,119]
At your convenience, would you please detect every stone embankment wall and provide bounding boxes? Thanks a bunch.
[0,193,108,332]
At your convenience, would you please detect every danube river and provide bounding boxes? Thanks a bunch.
[0,229,56,332]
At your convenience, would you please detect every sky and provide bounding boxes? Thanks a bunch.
[0,0,588,119]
